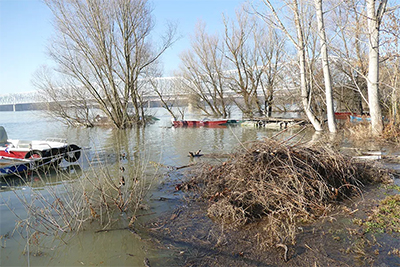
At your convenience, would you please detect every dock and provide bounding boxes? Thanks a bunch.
[241,117,307,129]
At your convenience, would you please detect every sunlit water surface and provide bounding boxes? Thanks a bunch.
[1,109,310,266]
[3,110,398,266]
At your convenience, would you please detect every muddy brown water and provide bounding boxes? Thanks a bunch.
[0,110,399,266]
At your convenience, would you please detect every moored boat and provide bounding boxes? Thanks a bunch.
[0,126,81,163]
[350,114,371,121]
[334,112,356,120]
[0,158,31,176]
[0,154,65,177]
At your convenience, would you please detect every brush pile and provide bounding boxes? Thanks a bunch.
[184,138,391,246]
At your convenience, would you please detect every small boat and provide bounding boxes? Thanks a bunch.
[0,126,81,163]
[0,157,31,176]
[0,154,65,177]
[334,112,356,120]
[172,119,229,127]
[350,114,371,121]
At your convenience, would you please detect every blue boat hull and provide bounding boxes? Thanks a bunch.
[350,115,371,121]
[0,160,30,176]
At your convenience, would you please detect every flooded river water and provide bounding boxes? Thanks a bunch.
[1,109,399,266]
[0,109,308,266]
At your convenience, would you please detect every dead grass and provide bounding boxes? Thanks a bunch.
[345,121,374,140]
[183,138,392,247]
[346,119,400,144]
[382,121,400,143]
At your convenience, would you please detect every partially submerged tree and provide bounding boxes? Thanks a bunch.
[259,28,286,117]
[223,7,285,117]
[222,9,264,117]
[147,75,182,121]
[178,22,230,118]
[42,0,177,128]
[329,0,370,114]
[177,5,285,119]
[258,0,323,131]
[33,66,97,127]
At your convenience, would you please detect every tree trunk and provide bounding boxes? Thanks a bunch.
[294,0,323,131]
[367,0,386,135]
[315,0,336,133]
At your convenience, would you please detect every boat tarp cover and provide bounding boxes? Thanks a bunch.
[0,126,8,146]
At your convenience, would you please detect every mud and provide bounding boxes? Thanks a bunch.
[145,176,400,266]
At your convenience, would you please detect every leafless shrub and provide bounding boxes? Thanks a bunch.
[183,138,390,246]
[2,148,159,252]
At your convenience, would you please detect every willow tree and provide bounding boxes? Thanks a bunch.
[43,0,176,128]
[223,7,285,117]
[178,22,230,118]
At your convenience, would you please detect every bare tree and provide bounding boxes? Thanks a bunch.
[379,7,400,123]
[42,0,177,128]
[222,8,266,117]
[176,4,286,119]
[178,22,230,118]
[258,28,287,117]
[224,7,284,118]
[258,0,323,131]
[33,66,97,127]
[329,0,370,114]
[330,0,399,131]
[147,75,180,121]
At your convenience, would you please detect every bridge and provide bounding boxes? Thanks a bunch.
[0,75,295,112]
[0,77,184,112]
[0,91,41,111]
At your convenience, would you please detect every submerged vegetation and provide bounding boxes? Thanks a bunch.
[1,149,159,254]
[180,138,393,247]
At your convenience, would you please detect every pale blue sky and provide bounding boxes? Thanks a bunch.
[0,0,247,95]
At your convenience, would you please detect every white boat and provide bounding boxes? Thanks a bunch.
[0,126,81,163]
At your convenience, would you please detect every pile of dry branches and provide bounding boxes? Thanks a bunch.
[185,138,390,246]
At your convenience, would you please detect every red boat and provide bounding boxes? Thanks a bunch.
[0,126,81,162]
[172,119,229,127]
[334,112,356,120]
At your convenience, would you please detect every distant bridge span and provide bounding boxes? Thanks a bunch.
[0,75,295,112]
[0,77,188,111]
[0,92,189,112]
